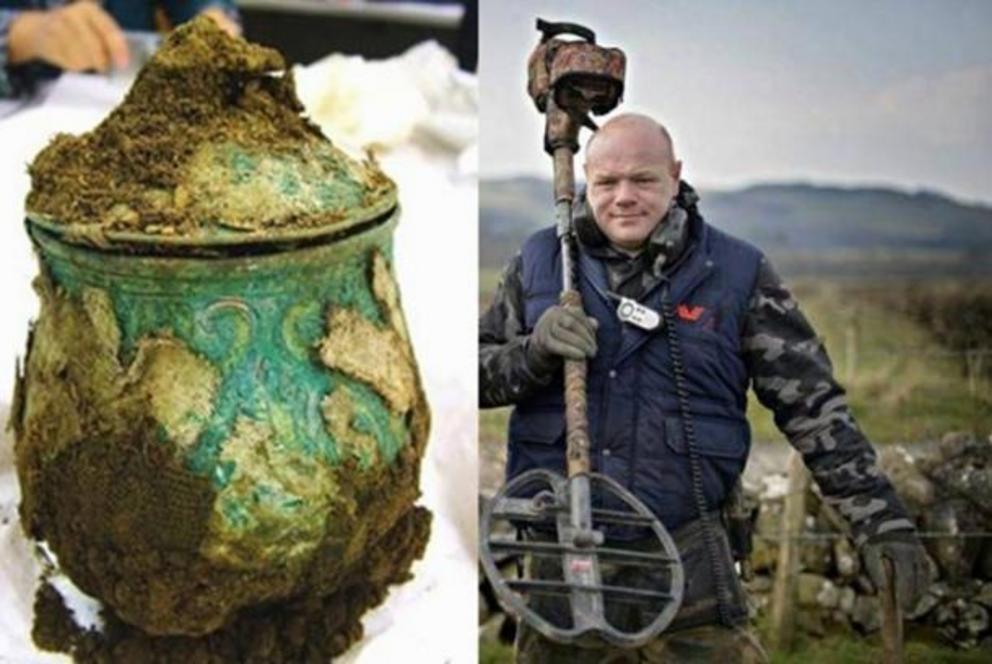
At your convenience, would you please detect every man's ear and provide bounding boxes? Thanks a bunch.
[671,160,683,181]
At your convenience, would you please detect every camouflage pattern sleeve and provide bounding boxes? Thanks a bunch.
[480,253,556,408]
[742,258,916,547]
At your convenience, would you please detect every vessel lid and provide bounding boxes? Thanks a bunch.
[26,16,396,250]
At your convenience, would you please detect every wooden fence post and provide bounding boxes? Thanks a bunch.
[769,450,809,652]
[845,322,857,384]
[965,350,983,398]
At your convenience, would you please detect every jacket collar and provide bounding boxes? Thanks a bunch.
[578,208,715,366]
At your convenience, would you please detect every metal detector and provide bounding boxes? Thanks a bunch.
[478,19,685,648]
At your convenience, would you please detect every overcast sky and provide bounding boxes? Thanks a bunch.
[479,1,992,205]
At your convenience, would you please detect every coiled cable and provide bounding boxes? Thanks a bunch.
[659,284,734,627]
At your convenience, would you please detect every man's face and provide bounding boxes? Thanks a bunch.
[584,124,682,251]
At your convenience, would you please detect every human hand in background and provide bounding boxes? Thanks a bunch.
[7,1,129,72]
[198,6,241,38]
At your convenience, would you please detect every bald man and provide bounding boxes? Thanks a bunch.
[480,114,928,662]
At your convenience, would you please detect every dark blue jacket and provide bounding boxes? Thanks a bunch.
[507,214,763,531]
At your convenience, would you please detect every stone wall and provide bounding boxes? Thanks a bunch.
[747,432,992,650]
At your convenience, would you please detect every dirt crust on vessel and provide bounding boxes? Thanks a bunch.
[26,16,393,238]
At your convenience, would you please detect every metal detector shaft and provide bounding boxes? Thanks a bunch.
[548,93,603,627]
[562,294,591,478]
[561,472,603,632]
[547,97,592,479]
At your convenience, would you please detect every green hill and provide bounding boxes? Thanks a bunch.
[481,178,992,277]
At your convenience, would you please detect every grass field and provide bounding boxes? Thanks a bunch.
[480,632,992,664]
[479,615,992,664]
[746,278,992,444]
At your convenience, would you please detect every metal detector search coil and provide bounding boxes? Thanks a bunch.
[480,469,684,648]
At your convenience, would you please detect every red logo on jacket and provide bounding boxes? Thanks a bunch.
[676,304,705,322]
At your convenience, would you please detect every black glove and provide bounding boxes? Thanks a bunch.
[861,531,930,611]
[526,305,598,372]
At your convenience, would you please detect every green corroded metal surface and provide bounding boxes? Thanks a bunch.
[27,209,415,566]
[182,142,375,232]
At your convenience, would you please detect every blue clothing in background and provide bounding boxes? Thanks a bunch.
[0,0,238,97]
